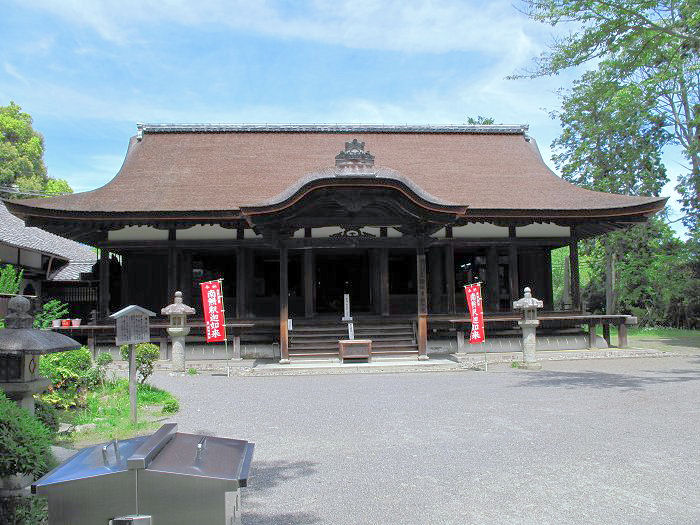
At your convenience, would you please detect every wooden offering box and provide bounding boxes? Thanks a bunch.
[338,339,372,362]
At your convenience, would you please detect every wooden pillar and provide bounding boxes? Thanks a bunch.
[618,322,628,349]
[98,248,110,318]
[416,244,429,360]
[428,247,443,313]
[508,228,519,305]
[304,249,314,318]
[167,247,177,300]
[588,322,597,349]
[379,247,390,316]
[543,248,553,310]
[120,253,129,308]
[236,247,247,318]
[444,244,456,314]
[279,244,290,363]
[569,231,581,311]
[179,251,192,304]
[602,323,611,346]
[486,246,499,312]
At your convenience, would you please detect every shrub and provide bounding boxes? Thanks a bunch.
[187,367,197,375]
[0,391,54,479]
[33,299,69,329]
[0,263,23,295]
[38,347,93,408]
[96,352,113,367]
[162,398,180,414]
[33,400,59,434]
[0,496,48,525]
[120,343,161,384]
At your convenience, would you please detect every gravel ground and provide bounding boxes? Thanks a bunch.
[151,355,700,525]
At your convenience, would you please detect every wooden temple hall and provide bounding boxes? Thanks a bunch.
[5,124,666,361]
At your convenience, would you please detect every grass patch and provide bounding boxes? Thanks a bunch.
[61,379,179,445]
[595,326,699,339]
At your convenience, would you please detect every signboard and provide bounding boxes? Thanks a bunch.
[342,293,352,321]
[110,305,156,346]
[465,283,485,344]
[115,315,151,346]
[200,280,227,343]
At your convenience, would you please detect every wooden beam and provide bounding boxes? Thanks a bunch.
[444,244,456,314]
[279,244,290,363]
[304,249,314,318]
[167,247,178,300]
[543,247,553,310]
[119,253,128,308]
[379,247,390,316]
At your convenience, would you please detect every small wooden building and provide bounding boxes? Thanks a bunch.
[5,124,666,360]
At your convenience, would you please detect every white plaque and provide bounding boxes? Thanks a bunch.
[115,314,151,346]
[342,293,352,321]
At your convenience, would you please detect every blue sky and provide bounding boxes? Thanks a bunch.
[0,0,687,234]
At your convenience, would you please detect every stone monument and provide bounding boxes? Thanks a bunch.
[162,291,195,372]
[513,287,544,370]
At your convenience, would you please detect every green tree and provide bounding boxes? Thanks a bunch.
[0,102,47,194]
[518,0,699,232]
[467,116,496,125]
[551,66,670,314]
[0,101,73,198]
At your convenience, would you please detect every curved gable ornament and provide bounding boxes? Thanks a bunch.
[335,139,376,176]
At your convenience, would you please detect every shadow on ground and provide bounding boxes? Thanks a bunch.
[514,367,700,391]
[243,460,321,524]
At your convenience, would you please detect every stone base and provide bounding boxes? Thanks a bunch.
[417,355,429,361]
[278,359,290,365]
[521,361,542,370]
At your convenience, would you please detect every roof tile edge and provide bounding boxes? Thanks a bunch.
[137,123,529,134]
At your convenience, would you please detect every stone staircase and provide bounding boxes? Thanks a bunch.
[288,319,419,360]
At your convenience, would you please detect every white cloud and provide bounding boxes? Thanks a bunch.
[3,63,29,85]
[24,0,546,56]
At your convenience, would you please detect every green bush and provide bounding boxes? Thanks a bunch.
[0,496,48,525]
[33,400,59,434]
[0,391,54,479]
[120,343,161,384]
[96,352,113,367]
[33,299,69,329]
[162,398,180,414]
[38,347,93,408]
[0,263,23,295]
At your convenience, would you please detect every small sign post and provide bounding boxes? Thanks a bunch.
[342,293,354,340]
[110,305,156,424]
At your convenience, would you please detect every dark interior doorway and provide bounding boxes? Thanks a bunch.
[315,251,371,314]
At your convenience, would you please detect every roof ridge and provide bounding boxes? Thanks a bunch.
[136,123,529,136]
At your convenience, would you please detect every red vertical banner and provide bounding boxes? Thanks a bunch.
[464,283,485,344]
[200,280,227,343]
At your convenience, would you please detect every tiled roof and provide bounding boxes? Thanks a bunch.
[6,124,666,218]
[0,201,96,279]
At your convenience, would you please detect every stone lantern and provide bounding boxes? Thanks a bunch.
[161,291,195,372]
[0,296,81,414]
[513,287,544,370]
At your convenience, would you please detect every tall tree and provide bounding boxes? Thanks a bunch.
[518,0,699,232]
[0,101,47,194]
[0,101,72,198]
[551,66,670,313]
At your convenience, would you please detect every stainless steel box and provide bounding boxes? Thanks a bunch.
[33,424,254,525]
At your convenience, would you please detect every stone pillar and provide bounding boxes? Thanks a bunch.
[279,244,290,364]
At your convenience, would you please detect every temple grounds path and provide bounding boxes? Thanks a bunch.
[151,355,700,524]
